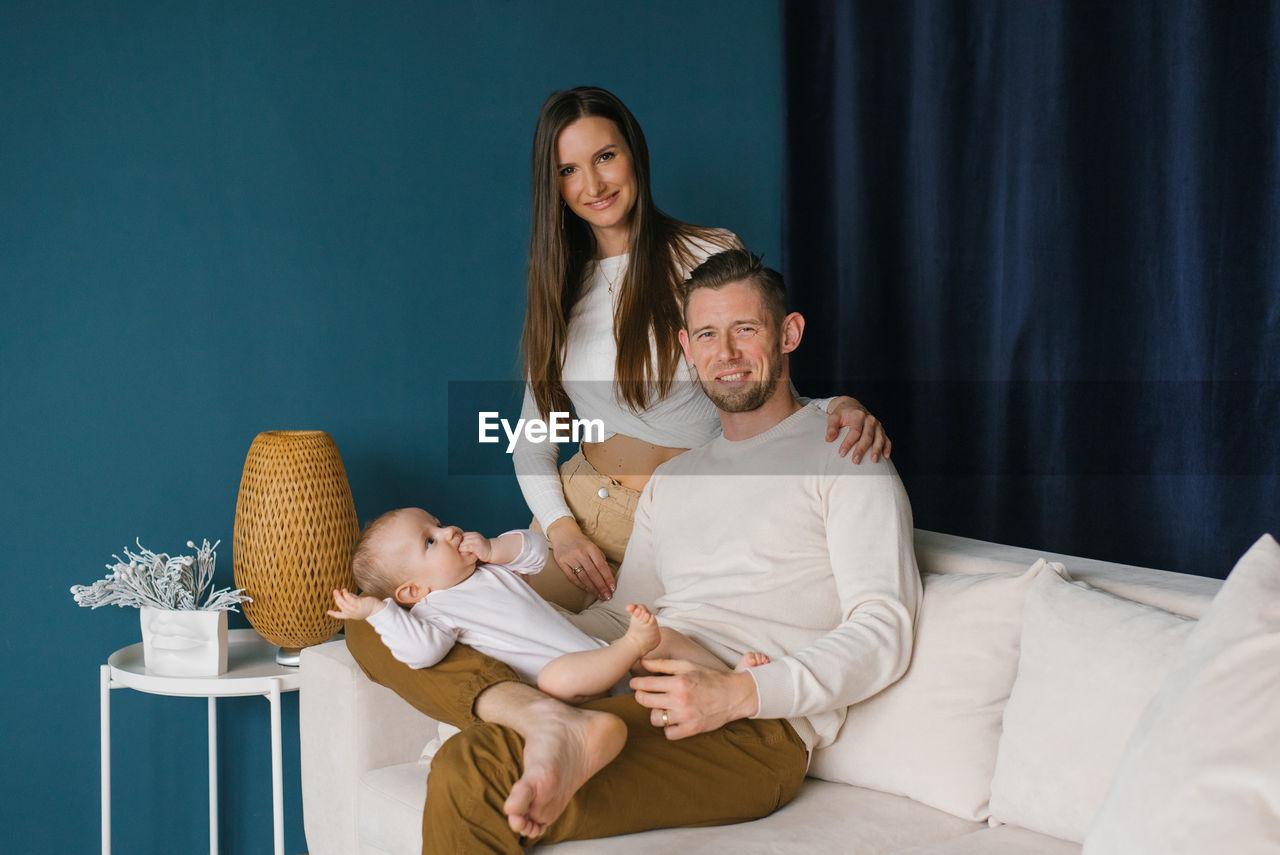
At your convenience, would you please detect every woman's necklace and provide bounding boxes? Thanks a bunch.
[599,260,623,294]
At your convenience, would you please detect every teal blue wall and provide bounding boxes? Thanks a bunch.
[1,2,782,852]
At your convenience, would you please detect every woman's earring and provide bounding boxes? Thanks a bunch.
[560,202,565,231]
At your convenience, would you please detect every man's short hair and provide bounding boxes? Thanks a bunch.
[682,248,789,328]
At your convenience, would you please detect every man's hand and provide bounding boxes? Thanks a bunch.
[327,588,385,621]
[629,658,760,740]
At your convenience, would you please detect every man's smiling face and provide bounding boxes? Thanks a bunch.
[680,279,785,414]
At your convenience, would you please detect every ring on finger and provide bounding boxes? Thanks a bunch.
[572,567,583,575]
[661,709,670,728]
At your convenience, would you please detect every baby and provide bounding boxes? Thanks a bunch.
[328,507,769,706]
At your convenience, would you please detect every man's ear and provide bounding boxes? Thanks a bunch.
[394,581,423,605]
[780,312,804,354]
[678,328,692,361]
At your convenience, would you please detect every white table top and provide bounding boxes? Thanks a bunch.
[107,628,301,698]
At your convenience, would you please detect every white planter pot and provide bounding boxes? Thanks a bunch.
[139,607,229,676]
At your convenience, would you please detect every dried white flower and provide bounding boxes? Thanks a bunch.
[71,539,251,612]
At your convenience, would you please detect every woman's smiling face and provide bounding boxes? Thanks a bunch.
[556,115,638,257]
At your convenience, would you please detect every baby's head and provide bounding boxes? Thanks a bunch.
[350,507,477,605]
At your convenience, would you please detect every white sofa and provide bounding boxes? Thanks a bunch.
[299,529,1279,854]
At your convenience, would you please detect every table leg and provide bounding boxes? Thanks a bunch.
[269,679,283,855]
[208,697,218,855]
[100,665,111,855]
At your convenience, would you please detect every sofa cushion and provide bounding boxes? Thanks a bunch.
[1084,534,1280,854]
[896,825,1081,854]
[545,782,980,854]
[358,763,980,855]
[357,762,429,855]
[300,640,440,855]
[810,559,1059,821]
[988,568,1194,842]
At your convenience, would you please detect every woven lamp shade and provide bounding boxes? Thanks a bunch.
[233,430,359,650]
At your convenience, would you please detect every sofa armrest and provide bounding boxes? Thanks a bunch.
[300,638,440,855]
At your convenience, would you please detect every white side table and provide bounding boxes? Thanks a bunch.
[100,628,301,855]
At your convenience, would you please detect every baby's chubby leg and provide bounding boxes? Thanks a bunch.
[620,603,662,659]
[638,629,771,676]
[539,606,771,703]
[537,604,663,704]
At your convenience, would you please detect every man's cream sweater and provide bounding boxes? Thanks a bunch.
[571,405,922,751]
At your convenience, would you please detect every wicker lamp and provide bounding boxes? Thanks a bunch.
[233,430,359,665]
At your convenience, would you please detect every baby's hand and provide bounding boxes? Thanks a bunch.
[327,588,385,621]
[458,531,492,562]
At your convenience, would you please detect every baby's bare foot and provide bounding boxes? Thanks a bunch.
[623,603,662,659]
[735,651,771,671]
[502,699,626,839]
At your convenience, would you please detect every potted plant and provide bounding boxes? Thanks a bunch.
[71,539,250,676]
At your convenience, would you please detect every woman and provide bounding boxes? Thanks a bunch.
[512,86,890,612]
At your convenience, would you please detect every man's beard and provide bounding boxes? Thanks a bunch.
[699,355,782,413]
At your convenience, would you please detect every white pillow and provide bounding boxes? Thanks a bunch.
[988,568,1194,842]
[1084,534,1280,854]
[809,559,1061,821]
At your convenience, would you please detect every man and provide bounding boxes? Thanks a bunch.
[346,249,920,852]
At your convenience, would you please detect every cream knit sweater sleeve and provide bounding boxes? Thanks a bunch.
[746,457,919,725]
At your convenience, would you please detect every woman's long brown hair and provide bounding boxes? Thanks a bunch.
[522,87,736,418]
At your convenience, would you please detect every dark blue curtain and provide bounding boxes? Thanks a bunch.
[783,0,1279,579]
